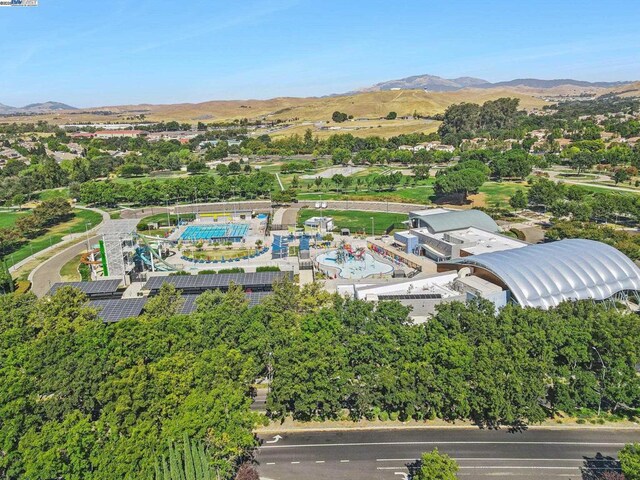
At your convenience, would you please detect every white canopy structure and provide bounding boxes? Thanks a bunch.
[451,239,640,309]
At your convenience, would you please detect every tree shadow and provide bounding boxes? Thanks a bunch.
[406,458,421,478]
[580,453,623,480]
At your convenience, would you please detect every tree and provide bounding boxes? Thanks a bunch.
[187,160,208,174]
[385,111,397,120]
[434,167,487,203]
[509,190,528,211]
[228,161,242,174]
[154,434,213,480]
[314,176,323,191]
[332,148,351,165]
[620,443,640,480]
[413,448,459,480]
[120,163,144,177]
[216,163,229,176]
[331,111,349,123]
[612,169,629,185]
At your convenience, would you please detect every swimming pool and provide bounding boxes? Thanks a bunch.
[180,224,249,242]
[316,250,393,279]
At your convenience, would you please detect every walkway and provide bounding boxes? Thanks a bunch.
[26,206,109,296]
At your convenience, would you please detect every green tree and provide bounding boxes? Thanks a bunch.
[385,111,397,120]
[187,160,208,174]
[154,434,213,480]
[509,190,528,211]
[620,443,640,480]
[413,448,459,480]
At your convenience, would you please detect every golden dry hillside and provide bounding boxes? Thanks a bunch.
[2,87,548,126]
[604,81,640,98]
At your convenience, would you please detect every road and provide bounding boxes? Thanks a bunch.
[29,234,99,296]
[256,428,638,480]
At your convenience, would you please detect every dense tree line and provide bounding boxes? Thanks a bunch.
[1,279,639,478]
[525,178,640,224]
[76,171,274,206]
[438,98,524,145]
[0,285,265,479]
[266,289,640,426]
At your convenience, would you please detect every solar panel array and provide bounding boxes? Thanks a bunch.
[48,279,122,297]
[144,271,292,292]
[180,292,272,314]
[89,298,148,323]
[377,293,443,300]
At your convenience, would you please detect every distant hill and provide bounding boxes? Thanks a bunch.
[0,101,77,114]
[22,101,77,112]
[353,74,634,93]
[354,74,490,93]
[484,78,631,89]
[0,103,18,114]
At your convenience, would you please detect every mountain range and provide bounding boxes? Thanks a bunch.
[353,74,633,93]
[0,101,77,115]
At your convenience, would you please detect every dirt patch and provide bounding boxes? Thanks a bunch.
[469,192,487,208]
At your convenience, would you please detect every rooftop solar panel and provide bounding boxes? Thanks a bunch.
[144,271,293,292]
[179,291,271,314]
[48,279,122,297]
[89,298,148,323]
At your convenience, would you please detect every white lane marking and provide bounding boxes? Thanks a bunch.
[315,460,325,464]
[266,462,276,465]
[340,460,350,463]
[262,440,626,449]
[394,474,408,480]
[290,461,300,464]
[265,435,283,444]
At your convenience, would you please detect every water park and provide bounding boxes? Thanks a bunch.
[315,240,394,279]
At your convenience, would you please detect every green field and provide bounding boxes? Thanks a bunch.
[0,211,28,228]
[297,184,434,204]
[478,181,529,207]
[4,209,103,268]
[298,209,407,235]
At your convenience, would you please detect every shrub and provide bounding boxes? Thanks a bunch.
[218,267,245,274]
[256,266,280,272]
[379,411,389,421]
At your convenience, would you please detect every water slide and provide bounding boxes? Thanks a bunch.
[136,235,177,272]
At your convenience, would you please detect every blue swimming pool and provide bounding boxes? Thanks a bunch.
[180,224,249,242]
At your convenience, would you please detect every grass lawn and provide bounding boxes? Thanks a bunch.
[297,184,434,204]
[477,181,529,208]
[4,209,103,268]
[60,254,82,282]
[0,211,29,228]
[298,209,407,235]
[139,213,196,227]
[37,187,70,201]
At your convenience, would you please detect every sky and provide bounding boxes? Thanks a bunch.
[1,0,639,107]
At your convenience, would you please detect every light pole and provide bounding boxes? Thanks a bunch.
[165,195,170,228]
[85,223,92,251]
[370,217,374,237]
[592,346,606,417]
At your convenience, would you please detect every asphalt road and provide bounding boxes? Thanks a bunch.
[256,428,638,480]
[29,235,99,296]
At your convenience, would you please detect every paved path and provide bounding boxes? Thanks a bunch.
[9,206,108,275]
[29,234,101,296]
[543,169,640,194]
[256,427,636,480]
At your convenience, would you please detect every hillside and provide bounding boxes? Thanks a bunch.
[1,88,547,127]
